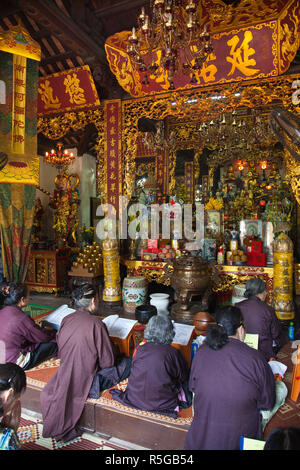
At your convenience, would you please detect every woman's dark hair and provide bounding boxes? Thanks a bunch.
[264,427,300,450]
[205,305,243,351]
[0,363,26,419]
[144,314,175,345]
[70,283,98,309]
[244,278,266,298]
[0,283,28,306]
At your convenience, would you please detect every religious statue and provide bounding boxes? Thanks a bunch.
[32,197,44,241]
[145,189,155,207]
[48,172,80,247]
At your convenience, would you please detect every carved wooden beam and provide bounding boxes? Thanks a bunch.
[0,1,20,19]
[93,0,148,17]
[18,0,107,63]
[40,51,76,66]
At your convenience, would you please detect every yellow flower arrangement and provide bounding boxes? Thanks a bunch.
[80,225,95,243]
[205,197,223,211]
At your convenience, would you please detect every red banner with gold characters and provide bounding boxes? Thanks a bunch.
[156,149,167,198]
[105,0,300,97]
[37,65,100,115]
[104,100,122,217]
[185,162,194,204]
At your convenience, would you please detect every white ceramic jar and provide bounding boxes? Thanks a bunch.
[231,283,246,305]
[122,276,148,313]
[150,293,170,315]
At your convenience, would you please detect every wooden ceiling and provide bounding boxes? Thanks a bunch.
[1,0,299,157]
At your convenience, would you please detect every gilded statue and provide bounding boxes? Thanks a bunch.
[48,172,80,247]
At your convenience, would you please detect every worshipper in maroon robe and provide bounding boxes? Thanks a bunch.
[0,283,57,369]
[184,305,276,451]
[237,278,289,361]
[0,363,27,450]
[40,284,120,442]
[111,314,192,417]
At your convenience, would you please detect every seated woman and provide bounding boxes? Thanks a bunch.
[111,314,192,417]
[0,362,27,450]
[40,284,130,443]
[237,278,289,361]
[184,305,276,450]
[0,283,57,370]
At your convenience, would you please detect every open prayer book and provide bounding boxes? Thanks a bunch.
[172,322,195,346]
[41,304,76,330]
[102,315,137,339]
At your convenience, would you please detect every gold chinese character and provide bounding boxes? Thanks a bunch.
[110,138,116,147]
[226,31,259,76]
[64,73,86,105]
[110,173,116,181]
[110,183,116,192]
[110,160,115,169]
[38,80,61,109]
[109,115,116,124]
[109,149,116,158]
[110,126,116,135]
[199,53,217,83]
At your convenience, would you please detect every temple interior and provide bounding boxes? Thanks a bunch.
[0,0,300,452]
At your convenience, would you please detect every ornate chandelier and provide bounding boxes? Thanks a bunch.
[127,0,213,90]
[44,142,75,170]
[198,110,277,152]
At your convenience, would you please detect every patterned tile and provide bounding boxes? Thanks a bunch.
[17,415,126,451]
[277,403,294,415]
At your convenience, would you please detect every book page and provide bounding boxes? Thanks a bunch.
[172,323,195,346]
[108,317,137,339]
[268,360,287,377]
[244,333,259,350]
[44,304,75,327]
[240,437,265,450]
[102,315,119,330]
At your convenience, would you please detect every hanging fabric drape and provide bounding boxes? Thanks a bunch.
[0,183,36,282]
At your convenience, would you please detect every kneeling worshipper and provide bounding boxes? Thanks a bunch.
[184,305,276,450]
[237,278,289,361]
[0,283,57,370]
[0,362,27,450]
[111,314,192,417]
[40,284,131,443]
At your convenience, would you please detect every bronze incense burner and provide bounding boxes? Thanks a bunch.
[171,254,210,324]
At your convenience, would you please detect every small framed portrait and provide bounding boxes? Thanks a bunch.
[205,210,221,236]
[239,219,263,247]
